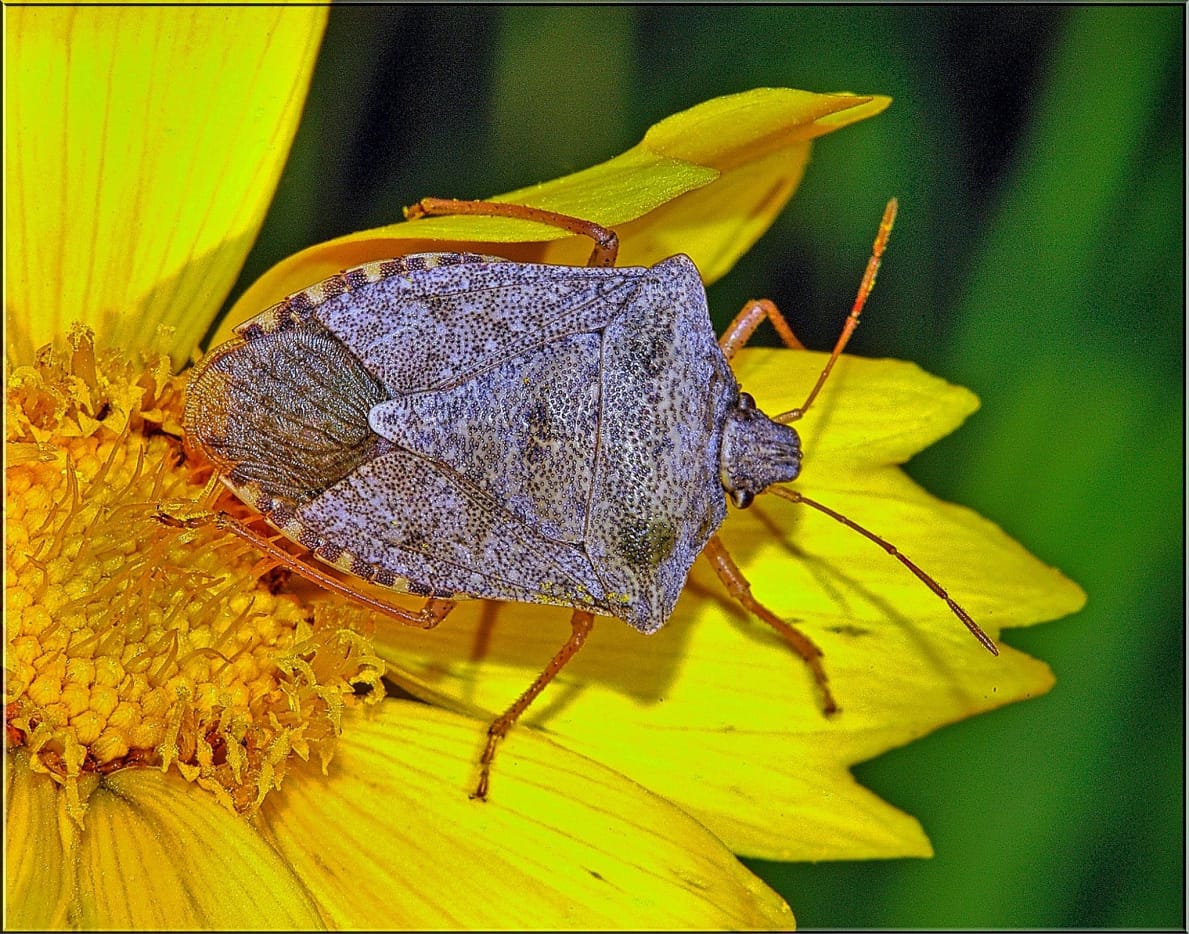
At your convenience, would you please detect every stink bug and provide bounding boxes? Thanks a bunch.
[182,197,997,799]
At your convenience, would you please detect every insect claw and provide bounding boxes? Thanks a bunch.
[153,503,216,530]
[402,200,430,221]
[153,506,183,528]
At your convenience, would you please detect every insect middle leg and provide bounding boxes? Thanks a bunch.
[406,197,619,268]
[473,609,595,801]
[702,535,838,715]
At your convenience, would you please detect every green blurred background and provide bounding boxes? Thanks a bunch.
[228,7,1184,929]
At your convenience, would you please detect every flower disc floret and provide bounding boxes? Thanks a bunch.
[5,327,384,822]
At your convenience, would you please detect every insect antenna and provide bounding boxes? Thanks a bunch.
[776,197,898,425]
[769,485,998,655]
[762,198,996,654]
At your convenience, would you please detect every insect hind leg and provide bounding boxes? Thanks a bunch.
[153,505,456,630]
[702,534,838,715]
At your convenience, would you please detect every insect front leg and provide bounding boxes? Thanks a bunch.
[473,609,595,801]
[701,534,839,715]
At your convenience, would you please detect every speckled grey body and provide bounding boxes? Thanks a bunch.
[184,251,801,633]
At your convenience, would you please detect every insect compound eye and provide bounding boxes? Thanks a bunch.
[738,391,756,411]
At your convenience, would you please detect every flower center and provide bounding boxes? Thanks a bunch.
[5,327,384,821]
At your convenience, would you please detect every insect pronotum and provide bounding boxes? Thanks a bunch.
[180,196,997,800]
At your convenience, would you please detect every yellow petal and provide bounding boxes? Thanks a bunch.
[5,752,74,930]
[608,89,890,284]
[372,597,1053,862]
[731,349,1088,631]
[218,88,889,342]
[258,702,794,929]
[369,351,1083,861]
[75,767,324,929]
[5,7,327,366]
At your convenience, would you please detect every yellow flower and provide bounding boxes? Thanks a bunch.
[5,9,1086,932]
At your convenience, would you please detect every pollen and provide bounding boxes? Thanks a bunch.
[5,327,385,822]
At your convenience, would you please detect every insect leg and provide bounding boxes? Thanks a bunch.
[718,298,808,361]
[702,535,839,715]
[775,198,898,424]
[154,506,456,630]
[406,197,620,268]
[472,609,595,801]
